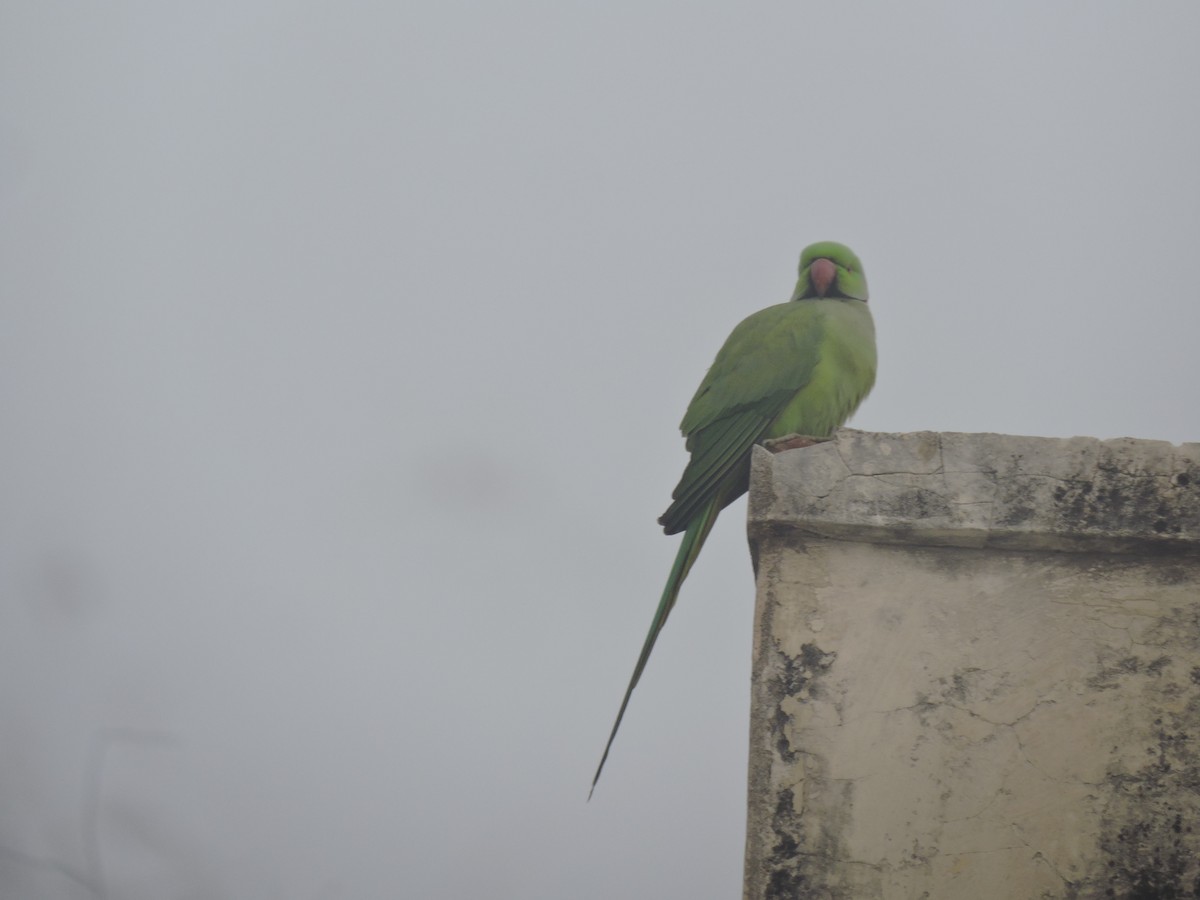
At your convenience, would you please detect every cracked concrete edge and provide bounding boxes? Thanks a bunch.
[748,430,1200,555]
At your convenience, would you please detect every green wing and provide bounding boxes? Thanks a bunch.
[659,301,826,533]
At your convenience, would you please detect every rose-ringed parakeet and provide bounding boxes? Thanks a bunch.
[590,241,876,797]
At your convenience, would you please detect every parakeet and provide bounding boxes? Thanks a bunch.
[590,241,877,797]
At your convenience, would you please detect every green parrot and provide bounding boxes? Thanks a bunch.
[590,241,876,797]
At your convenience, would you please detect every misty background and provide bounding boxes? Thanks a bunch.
[2,3,1198,898]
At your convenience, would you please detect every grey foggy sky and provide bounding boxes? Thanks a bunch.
[2,3,1199,898]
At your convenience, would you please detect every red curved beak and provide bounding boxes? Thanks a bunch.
[810,257,836,297]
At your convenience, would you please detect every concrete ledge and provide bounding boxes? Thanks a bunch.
[749,430,1200,555]
[743,430,1200,900]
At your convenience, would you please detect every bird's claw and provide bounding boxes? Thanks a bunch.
[762,433,833,453]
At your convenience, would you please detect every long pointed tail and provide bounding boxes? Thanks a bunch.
[589,500,720,799]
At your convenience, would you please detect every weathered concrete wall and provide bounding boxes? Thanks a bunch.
[743,431,1200,900]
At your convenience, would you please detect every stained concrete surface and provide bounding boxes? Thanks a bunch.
[744,432,1200,900]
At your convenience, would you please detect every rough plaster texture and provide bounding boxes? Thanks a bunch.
[743,431,1200,900]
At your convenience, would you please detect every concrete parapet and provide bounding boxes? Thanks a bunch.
[743,431,1200,900]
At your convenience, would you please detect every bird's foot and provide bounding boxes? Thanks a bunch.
[762,433,833,454]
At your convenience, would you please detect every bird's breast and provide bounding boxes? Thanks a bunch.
[767,300,877,440]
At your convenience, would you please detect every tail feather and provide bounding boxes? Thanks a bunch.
[589,500,719,799]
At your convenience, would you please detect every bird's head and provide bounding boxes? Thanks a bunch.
[792,241,868,302]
